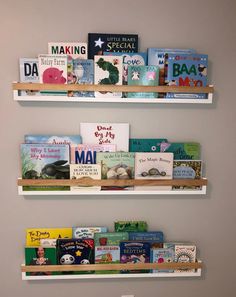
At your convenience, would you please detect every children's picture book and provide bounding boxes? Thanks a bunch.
[26,228,72,246]
[128,231,164,243]
[134,152,174,190]
[151,248,175,273]
[19,58,39,96]
[173,160,202,190]
[127,65,159,98]
[175,245,197,273]
[129,138,168,152]
[24,135,82,146]
[120,241,150,273]
[21,143,70,191]
[40,238,57,247]
[166,53,208,99]
[114,221,148,232]
[48,42,88,59]
[94,55,123,98]
[25,246,57,276]
[38,54,67,95]
[160,142,201,160]
[80,123,129,152]
[88,33,138,59]
[72,227,108,239]
[70,144,116,164]
[70,164,101,191]
[94,232,129,246]
[95,246,120,274]
[68,59,94,97]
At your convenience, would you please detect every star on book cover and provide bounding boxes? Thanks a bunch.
[88,33,138,59]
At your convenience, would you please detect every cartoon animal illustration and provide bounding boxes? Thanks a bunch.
[131,70,140,80]
[168,79,177,86]
[141,168,166,177]
[60,254,75,265]
[146,71,156,80]
[80,259,90,264]
[96,57,120,85]
[198,64,207,77]
[23,170,39,179]
[42,67,66,84]
[101,162,133,180]
[41,160,69,179]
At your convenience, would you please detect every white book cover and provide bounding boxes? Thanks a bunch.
[94,55,123,98]
[19,58,39,96]
[135,152,174,190]
[80,123,129,152]
[48,42,88,59]
[175,245,197,273]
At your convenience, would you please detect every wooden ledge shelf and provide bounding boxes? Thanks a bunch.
[13,82,214,104]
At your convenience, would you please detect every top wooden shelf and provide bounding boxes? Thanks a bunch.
[13,82,214,104]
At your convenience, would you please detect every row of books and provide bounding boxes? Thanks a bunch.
[19,33,208,99]
[25,221,197,275]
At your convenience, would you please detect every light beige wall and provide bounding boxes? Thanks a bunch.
[1,0,236,296]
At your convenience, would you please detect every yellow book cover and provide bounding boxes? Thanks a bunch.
[26,228,72,246]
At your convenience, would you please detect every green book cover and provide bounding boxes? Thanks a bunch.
[129,138,168,152]
[94,232,129,246]
[160,142,201,160]
[114,221,148,232]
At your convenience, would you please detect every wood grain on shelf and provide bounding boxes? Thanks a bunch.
[13,82,214,94]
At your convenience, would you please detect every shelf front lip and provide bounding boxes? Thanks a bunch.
[17,178,207,187]
[12,82,214,94]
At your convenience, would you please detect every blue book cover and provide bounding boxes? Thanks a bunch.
[129,138,168,152]
[88,33,138,59]
[166,53,208,99]
[128,231,164,243]
[24,135,82,146]
[151,248,175,273]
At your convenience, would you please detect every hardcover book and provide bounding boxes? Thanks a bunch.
[151,248,175,273]
[128,231,164,243]
[94,232,129,246]
[94,55,123,98]
[114,221,148,232]
[70,144,116,164]
[21,143,70,191]
[95,246,120,274]
[69,164,101,191]
[127,65,159,98]
[88,33,138,59]
[24,135,82,146]
[160,142,201,160]
[72,227,108,239]
[129,138,168,152]
[48,42,88,59]
[175,245,197,273]
[80,123,129,152]
[26,228,72,246]
[19,58,39,96]
[166,53,208,99]
[134,152,174,190]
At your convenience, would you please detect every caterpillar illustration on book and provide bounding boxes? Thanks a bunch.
[96,57,120,85]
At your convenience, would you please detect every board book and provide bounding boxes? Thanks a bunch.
[19,58,39,96]
[129,138,168,152]
[95,246,120,274]
[94,232,129,246]
[114,221,148,232]
[151,247,175,273]
[175,245,197,273]
[24,135,82,146]
[128,231,164,243]
[160,142,201,160]
[72,227,108,239]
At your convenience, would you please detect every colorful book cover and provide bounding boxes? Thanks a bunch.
[70,164,101,191]
[19,58,39,96]
[80,123,129,152]
[120,241,150,273]
[94,55,123,98]
[94,232,129,246]
[96,152,135,190]
[166,53,208,99]
[72,227,108,239]
[24,135,82,146]
[21,143,70,191]
[114,221,148,232]
[128,231,164,243]
[151,248,175,273]
[175,245,197,273]
[88,33,138,59]
[129,138,168,152]
[95,246,120,274]
[134,152,174,190]
[70,144,116,164]
[67,59,94,97]
[160,142,201,160]
[25,246,57,276]
[127,65,159,98]
[173,160,202,190]
[38,54,67,95]
[48,42,88,59]
[26,228,72,246]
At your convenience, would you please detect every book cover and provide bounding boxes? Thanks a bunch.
[70,143,116,164]
[166,53,208,99]
[21,143,70,191]
[70,164,101,191]
[114,221,148,232]
[24,135,82,146]
[151,248,175,273]
[94,55,123,98]
[80,123,129,152]
[72,227,108,239]
[95,246,120,274]
[175,245,197,273]
[48,42,88,59]
[128,231,164,243]
[25,246,57,276]
[120,241,150,273]
[26,228,72,246]
[88,33,138,59]
[173,160,202,190]
[127,65,159,98]
[40,238,57,247]
[129,138,168,152]
[160,142,201,160]
[134,152,174,190]
[94,232,129,246]
[68,59,94,97]
[19,58,39,96]
[38,54,67,95]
